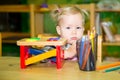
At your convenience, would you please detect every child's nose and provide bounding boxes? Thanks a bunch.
[72,29,77,34]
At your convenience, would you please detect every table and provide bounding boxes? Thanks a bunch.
[0,57,120,80]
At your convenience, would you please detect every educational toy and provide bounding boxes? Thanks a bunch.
[17,37,67,69]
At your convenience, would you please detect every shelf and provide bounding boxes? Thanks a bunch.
[95,9,120,12]
[102,34,120,46]
[2,32,30,44]
[0,4,46,38]
[95,8,120,47]
[103,42,120,46]
[0,5,30,12]
[94,4,120,63]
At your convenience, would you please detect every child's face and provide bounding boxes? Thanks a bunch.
[56,13,84,44]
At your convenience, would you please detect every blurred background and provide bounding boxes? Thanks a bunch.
[1,0,120,61]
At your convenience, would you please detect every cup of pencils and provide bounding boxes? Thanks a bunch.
[77,32,97,71]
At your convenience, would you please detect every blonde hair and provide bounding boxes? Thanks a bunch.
[50,5,89,25]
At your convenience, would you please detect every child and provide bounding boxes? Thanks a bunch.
[50,5,88,60]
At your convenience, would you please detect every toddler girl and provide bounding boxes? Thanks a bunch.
[51,5,88,60]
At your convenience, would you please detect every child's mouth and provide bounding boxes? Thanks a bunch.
[71,37,77,40]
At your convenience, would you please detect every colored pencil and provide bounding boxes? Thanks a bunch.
[81,43,91,69]
[96,62,120,70]
[90,32,94,54]
[79,36,85,66]
[104,66,120,73]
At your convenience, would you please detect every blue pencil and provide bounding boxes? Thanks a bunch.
[104,66,120,73]
[79,36,86,67]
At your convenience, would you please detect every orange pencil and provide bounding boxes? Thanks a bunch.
[96,62,120,70]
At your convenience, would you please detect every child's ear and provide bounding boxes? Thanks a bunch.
[56,26,61,35]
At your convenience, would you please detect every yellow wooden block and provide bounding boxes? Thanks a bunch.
[25,49,56,65]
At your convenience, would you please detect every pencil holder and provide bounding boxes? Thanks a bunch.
[77,34,97,71]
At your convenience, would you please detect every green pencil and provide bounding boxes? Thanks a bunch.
[104,66,120,73]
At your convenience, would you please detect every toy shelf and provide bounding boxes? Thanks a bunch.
[95,6,120,61]
[0,4,45,43]
[95,8,120,46]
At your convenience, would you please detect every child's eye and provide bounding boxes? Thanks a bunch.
[76,27,82,29]
[66,27,70,29]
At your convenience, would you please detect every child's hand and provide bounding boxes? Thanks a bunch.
[64,42,77,59]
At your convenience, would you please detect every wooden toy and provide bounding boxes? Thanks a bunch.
[17,37,67,69]
[25,49,56,65]
[28,48,45,55]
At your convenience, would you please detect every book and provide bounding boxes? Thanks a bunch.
[101,22,115,42]
[96,13,102,35]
